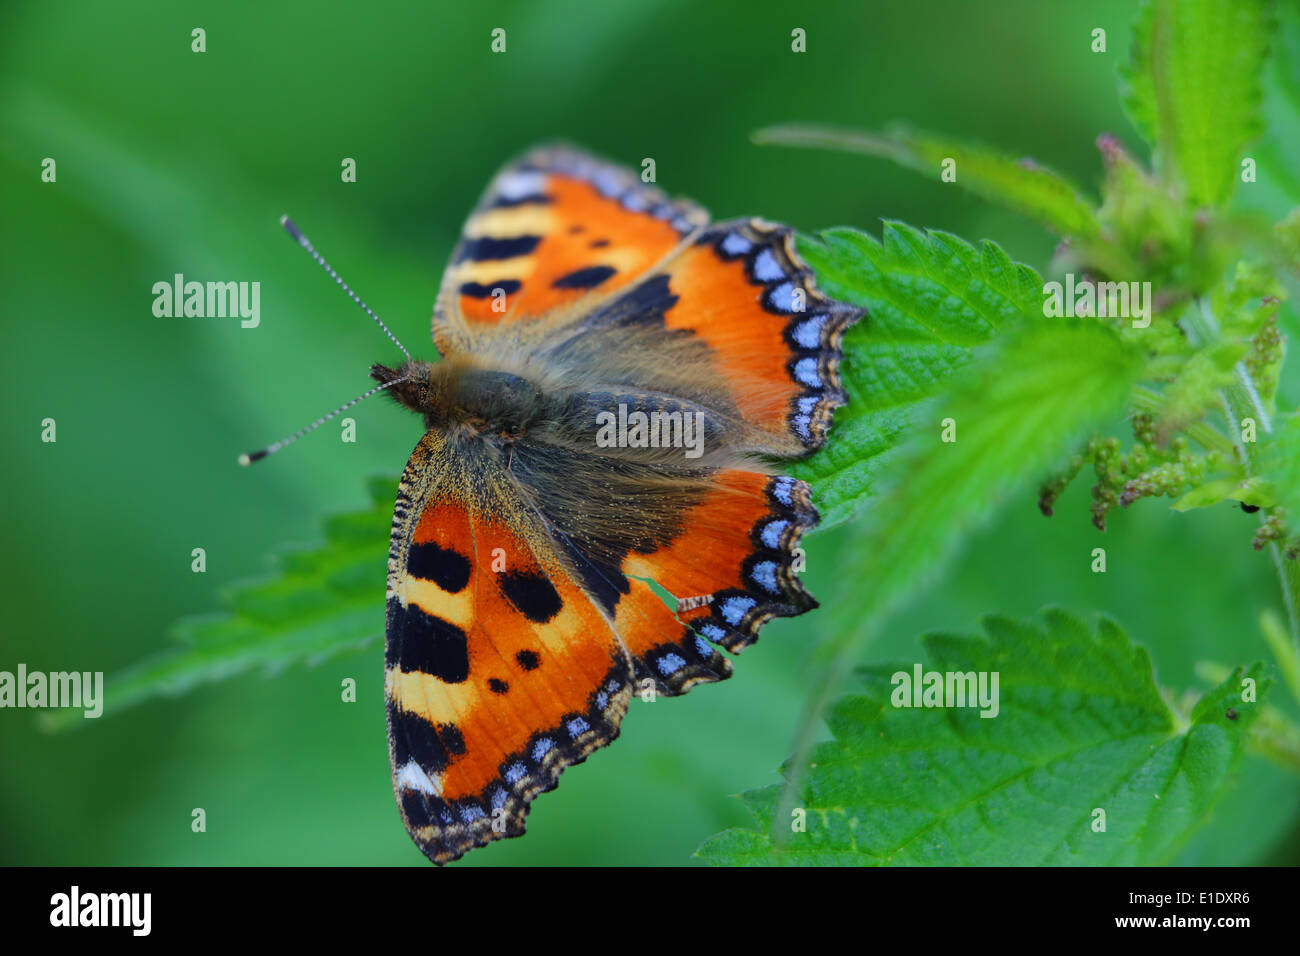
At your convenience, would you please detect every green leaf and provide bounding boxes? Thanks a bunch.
[697,608,1271,865]
[40,476,396,732]
[771,317,1146,830]
[1259,609,1300,705]
[754,124,1101,237]
[1171,476,1246,511]
[1155,339,1250,439]
[1279,208,1300,268]
[1121,0,1275,207]
[827,319,1144,629]
[1259,410,1300,516]
[793,223,1047,526]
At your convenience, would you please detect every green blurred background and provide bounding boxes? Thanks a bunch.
[2,0,1297,866]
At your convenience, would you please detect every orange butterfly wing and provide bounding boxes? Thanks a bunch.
[658,219,857,452]
[433,145,707,350]
[606,469,819,700]
[385,431,633,864]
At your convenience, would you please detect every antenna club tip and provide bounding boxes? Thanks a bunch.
[280,215,305,243]
[237,453,252,466]
[238,450,268,466]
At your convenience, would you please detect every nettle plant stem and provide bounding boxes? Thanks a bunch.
[1271,551,1300,662]
[1184,299,1300,651]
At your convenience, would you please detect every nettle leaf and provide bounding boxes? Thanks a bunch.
[41,476,396,731]
[1171,475,1249,512]
[1121,0,1274,207]
[770,318,1146,820]
[826,318,1144,634]
[754,124,1101,237]
[1278,208,1300,266]
[1155,339,1250,440]
[794,223,1046,527]
[1259,411,1300,515]
[697,608,1270,866]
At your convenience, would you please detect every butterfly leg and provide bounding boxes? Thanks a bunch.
[498,431,524,472]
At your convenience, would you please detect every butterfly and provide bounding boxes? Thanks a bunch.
[251,145,862,864]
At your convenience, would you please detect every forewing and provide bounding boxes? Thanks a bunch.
[433,144,708,352]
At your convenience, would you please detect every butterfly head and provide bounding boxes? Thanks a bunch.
[371,358,551,440]
[371,359,439,415]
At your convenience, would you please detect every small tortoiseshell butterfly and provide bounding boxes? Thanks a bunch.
[245,145,862,864]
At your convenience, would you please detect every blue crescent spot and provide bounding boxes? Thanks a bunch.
[761,520,789,549]
[753,248,784,282]
[793,314,827,348]
[750,561,780,595]
[721,596,757,625]
[767,281,798,312]
[794,357,821,387]
[656,653,687,676]
[531,738,555,762]
[721,232,753,256]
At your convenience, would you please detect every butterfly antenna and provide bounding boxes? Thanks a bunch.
[238,377,406,466]
[280,215,412,362]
